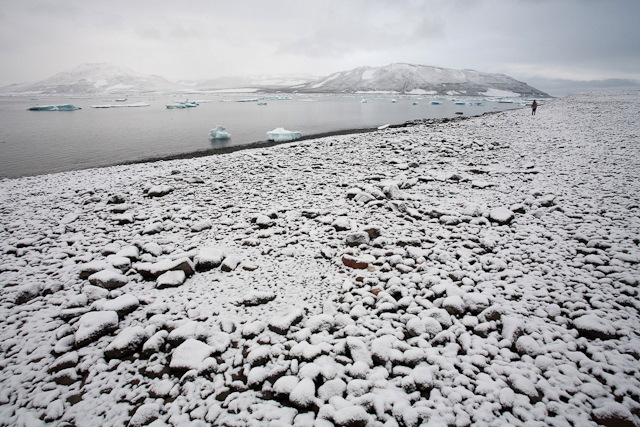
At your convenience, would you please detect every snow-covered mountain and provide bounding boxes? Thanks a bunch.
[0,63,183,95]
[0,62,549,97]
[183,74,319,91]
[293,63,550,97]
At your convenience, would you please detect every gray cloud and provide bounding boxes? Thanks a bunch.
[0,0,638,90]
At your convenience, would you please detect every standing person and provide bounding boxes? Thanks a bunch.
[531,100,538,115]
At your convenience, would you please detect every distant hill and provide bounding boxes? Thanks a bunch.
[0,63,183,95]
[0,62,550,97]
[292,63,550,97]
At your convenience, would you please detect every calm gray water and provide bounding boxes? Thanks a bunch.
[0,94,520,178]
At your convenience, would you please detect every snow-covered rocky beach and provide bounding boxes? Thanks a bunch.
[1,91,639,427]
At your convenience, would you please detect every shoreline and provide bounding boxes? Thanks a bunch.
[2,110,502,181]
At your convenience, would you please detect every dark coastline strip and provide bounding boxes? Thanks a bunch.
[1,111,504,180]
[115,111,502,168]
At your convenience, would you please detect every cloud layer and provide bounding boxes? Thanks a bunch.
[1,0,639,95]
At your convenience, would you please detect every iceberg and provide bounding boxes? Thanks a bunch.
[27,104,81,111]
[267,127,302,142]
[90,102,150,108]
[209,125,231,140]
[429,101,441,105]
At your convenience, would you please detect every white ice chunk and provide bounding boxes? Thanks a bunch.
[209,125,231,140]
[267,127,302,142]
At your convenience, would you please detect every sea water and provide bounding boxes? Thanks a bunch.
[0,94,519,179]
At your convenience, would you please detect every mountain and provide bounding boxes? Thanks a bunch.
[182,74,319,91]
[0,63,183,95]
[0,62,550,97]
[291,63,550,97]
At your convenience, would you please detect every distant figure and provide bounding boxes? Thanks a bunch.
[531,100,538,115]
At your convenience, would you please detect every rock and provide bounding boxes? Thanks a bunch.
[115,245,139,260]
[332,217,351,231]
[75,311,119,347]
[362,225,382,239]
[129,403,160,427]
[113,213,134,224]
[170,338,214,371]
[241,291,276,306]
[273,376,299,396]
[142,242,163,257]
[142,331,168,357]
[82,284,109,302]
[255,214,274,228]
[346,337,373,367]
[101,243,121,256]
[573,314,618,339]
[592,402,635,427]
[156,270,186,289]
[105,254,131,271]
[104,326,146,359]
[88,269,129,289]
[49,352,79,373]
[150,257,195,277]
[221,256,242,272]
[167,321,210,346]
[206,332,231,353]
[305,314,334,333]
[195,247,226,271]
[342,254,369,269]
[489,207,515,225]
[143,223,163,235]
[442,295,467,315]
[354,192,375,204]
[515,336,544,356]
[345,232,370,247]
[269,309,304,334]
[289,378,316,408]
[191,220,212,232]
[332,406,370,427]
[147,185,174,197]
[93,294,140,316]
[52,368,78,385]
[78,260,112,279]
[107,194,127,204]
[14,284,42,304]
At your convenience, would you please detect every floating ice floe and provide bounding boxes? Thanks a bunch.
[360,99,367,103]
[167,99,198,109]
[209,125,231,140]
[90,102,150,108]
[267,127,302,142]
[27,104,81,111]
[429,101,441,105]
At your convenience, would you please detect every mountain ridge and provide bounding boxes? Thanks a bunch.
[0,62,550,97]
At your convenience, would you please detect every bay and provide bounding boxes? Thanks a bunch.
[0,94,520,179]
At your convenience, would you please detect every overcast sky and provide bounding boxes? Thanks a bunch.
[1,0,639,95]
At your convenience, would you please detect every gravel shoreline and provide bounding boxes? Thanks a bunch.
[0,91,639,427]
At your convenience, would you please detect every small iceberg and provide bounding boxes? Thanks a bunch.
[168,99,198,108]
[429,101,441,105]
[413,102,419,105]
[377,124,390,130]
[258,102,267,106]
[391,99,397,103]
[209,125,231,140]
[455,102,473,106]
[28,104,81,111]
[267,127,302,142]
[91,102,150,108]
[360,99,368,103]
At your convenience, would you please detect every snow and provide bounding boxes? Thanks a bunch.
[0,91,639,426]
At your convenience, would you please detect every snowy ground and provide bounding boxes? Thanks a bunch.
[0,91,639,427]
